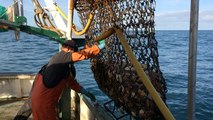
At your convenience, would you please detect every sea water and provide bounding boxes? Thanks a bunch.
[0,30,212,120]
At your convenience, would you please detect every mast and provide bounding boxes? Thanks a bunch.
[188,0,199,120]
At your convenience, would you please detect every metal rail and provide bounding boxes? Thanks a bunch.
[188,0,199,120]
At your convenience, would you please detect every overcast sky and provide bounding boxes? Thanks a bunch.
[0,0,212,30]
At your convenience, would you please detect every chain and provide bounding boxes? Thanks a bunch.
[76,0,167,119]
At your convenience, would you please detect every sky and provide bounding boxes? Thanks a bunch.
[0,0,213,30]
[156,0,213,30]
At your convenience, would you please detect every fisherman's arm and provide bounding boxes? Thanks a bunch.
[68,77,96,102]
[71,40,106,62]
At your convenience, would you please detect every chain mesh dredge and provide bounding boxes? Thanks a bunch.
[75,0,167,119]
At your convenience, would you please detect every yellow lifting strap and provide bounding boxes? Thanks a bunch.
[94,28,115,42]
[54,3,94,36]
[94,27,175,120]
[54,1,175,118]
[115,27,175,120]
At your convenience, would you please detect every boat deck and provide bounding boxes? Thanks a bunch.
[0,98,80,120]
[0,73,115,120]
[0,98,32,120]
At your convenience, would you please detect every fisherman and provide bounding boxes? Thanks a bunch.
[14,40,106,120]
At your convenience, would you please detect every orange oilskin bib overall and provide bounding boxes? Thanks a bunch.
[31,45,100,120]
[31,74,80,120]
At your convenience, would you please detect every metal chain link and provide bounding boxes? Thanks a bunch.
[76,0,167,119]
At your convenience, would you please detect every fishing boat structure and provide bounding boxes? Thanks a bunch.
[0,0,199,120]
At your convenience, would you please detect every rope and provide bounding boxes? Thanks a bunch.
[91,26,175,119]
[114,27,175,120]
[32,0,64,36]
[54,3,95,36]
[53,3,68,21]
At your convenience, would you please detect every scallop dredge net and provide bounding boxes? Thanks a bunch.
[75,0,167,119]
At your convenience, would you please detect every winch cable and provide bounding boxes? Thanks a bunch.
[32,0,64,36]
[53,2,95,36]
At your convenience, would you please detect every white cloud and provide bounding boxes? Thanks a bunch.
[155,10,213,30]
[173,0,187,4]
[156,10,189,21]
[155,10,190,30]
[200,10,213,21]
[203,15,213,20]
[199,10,213,30]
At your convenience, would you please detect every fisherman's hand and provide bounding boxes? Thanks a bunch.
[97,39,106,50]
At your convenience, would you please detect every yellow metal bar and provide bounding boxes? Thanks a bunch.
[54,4,94,36]
[114,27,175,120]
